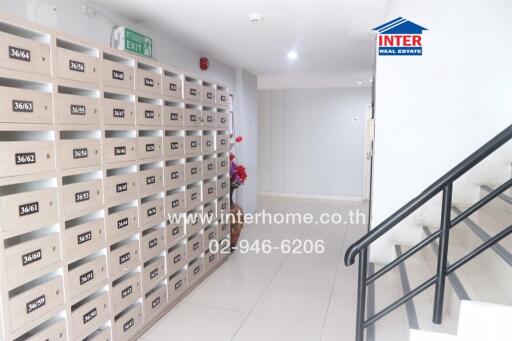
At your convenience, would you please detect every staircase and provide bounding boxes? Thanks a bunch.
[344,125,512,341]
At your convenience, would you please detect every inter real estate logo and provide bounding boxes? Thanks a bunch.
[373,17,428,56]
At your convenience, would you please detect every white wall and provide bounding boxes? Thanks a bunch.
[258,87,371,199]
[371,1,512,263]
[233,68,258,213]
[0,0,236,90]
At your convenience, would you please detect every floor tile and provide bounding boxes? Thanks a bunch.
[232,314,323,341]
[325,292,357,329]
[140,302,247,341]
[252,284,331,324]
[184,276,267,312]
[320,325,355,341]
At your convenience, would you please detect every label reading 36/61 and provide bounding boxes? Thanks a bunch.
[19,201,39,216]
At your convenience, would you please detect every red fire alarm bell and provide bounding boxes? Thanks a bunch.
[200,57,209,70]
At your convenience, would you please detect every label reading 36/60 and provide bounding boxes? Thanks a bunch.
[22,249,42,266]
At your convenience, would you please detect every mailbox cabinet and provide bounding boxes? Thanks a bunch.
[167,243,186,276]
[111,272,141,315]
[163,75,183,99]
[168,271,187,303]
[103,59,134,90]
[9,276,65,332]
[166,220,185,247]
[60,139,101,170]
[0,31,51,76]
[102,98,135,126]
[57,47,99,84]
[105,207,138,244]
[0,187,58,233]
[0,140,55,178]
[113,303,142,340]
[0,86,53,124]
[4,232,61,283]
[142,256,165,292]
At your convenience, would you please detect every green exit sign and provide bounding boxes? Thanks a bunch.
[115,27,152,58]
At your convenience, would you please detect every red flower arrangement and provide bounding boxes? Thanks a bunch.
[230,136,247,190]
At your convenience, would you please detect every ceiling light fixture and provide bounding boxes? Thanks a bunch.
[249,13,262,23]
[287,51,298,60]
[357,80,363,85]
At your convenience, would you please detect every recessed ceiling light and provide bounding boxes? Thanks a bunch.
[287,51,298,60]
[369,78,373,83]
[357,80,363,85]
[249,13,262,23]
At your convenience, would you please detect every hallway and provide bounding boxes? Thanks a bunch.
[141,199,367,341]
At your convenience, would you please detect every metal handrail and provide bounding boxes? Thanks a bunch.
[344,124,512,341]
[345,124,512,267]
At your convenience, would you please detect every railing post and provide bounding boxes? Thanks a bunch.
[433,183,452,324]
[355,248,368,341]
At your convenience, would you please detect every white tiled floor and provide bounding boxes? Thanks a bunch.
[140,198,367,341]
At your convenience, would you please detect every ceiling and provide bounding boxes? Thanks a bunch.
[90,0,388,77]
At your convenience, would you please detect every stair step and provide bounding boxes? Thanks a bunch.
[457,300,512,340]
[449,207,512,302]
[397,245,458,335]
[480,184,512,226]
[369,262,410,341]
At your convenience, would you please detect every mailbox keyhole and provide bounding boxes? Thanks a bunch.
[95,150,98,154]
[49,201,53,206]
[46,153,50,159]
[56,289,59,295]
[96,190,100,195]
[42,57,46,62]
[52,246,56,251]
[93,67,96,72]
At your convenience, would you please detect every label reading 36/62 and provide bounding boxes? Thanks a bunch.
[15,152,36,165]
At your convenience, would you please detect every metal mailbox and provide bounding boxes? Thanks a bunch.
[105,207,138,243]
[165,191,185,217]
[56,93,100,125]
[202,135,214,154]
[0,86,52,123]
[104,137,136,164]
[9,276,64,332]
[109,239,140,279]
[216,133,229,152]
[202,159,217,178]
[102,98,135,126]
[164,164,185,190]
[59,139,101,170]
[167,243,186,276]
[216,156,229,175]
[184,136,201,156]
[0,31,51,76]
[183,81,201,102]
[64,218,105,261]
[105,173,137,204]
[111,272,141,315]
[62,179,103,218]
[0,140,55,178]
[143,284,167,320]
[203,180,217,203]
[0,187,58,233]
[187,258,204,286]
[168,270,187,303]
[202,111,216,129]
[136,69,161,96]
[113,303,142,340]
[166,221,185,246]
[71,292,109,338]
[141,228,165,262]
[183,109,202,129]
[187,234,203,261]
[138,168,163,197]
[57,47,99,84]
[103,59,134,90]
[162,106,184,128]
[5,232,61,283]
[142,256,165,291]
[184,160,202,183]
[137,136,162,160]
[162,75,183,99]
[136,101,162,126]
[139,198,164,230]
[163,136,184,159]
[68,255,107,299]
[185,185,202,210]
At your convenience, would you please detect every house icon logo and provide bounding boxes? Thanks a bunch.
[373,17,428,56]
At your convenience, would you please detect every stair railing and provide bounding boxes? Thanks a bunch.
[344,124,512,341]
